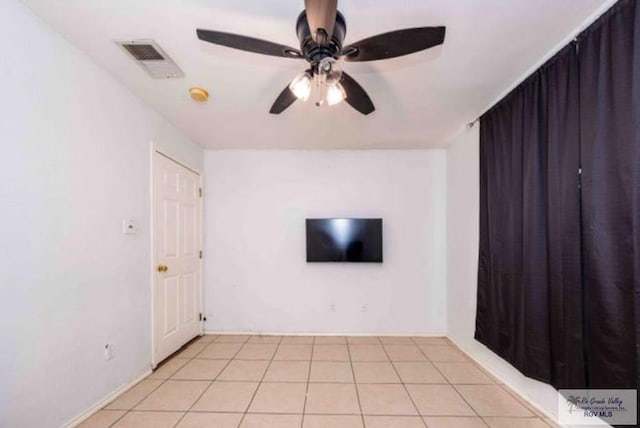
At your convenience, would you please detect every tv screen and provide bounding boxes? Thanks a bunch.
[306,218,383,263]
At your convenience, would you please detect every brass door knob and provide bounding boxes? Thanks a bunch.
[157,264,168,273]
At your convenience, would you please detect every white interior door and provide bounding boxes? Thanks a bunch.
[153,151,202,365]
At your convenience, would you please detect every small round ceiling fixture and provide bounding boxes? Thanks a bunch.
[189,87,209,102]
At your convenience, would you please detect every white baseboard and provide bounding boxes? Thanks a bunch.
[203,331,447,337]
[62,369,152,428]
[448,337,560,425]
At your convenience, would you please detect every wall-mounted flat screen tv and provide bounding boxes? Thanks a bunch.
[306,218,383,263]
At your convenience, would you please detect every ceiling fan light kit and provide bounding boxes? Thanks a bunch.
[196,0,445,115]
[326,82,347,106]
[289,71,313,101]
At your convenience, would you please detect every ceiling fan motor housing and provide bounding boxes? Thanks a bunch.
[296,11,346,66]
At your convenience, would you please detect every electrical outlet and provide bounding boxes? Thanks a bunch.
[104,343,114,361]
[122,219,137,235]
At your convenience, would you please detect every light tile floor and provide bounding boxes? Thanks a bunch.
[80,336,558,428]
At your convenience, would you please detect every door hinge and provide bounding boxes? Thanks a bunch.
[199,250,203,259]
[199,187,202,197]
[199,312,206,322]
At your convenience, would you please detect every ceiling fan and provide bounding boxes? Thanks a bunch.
[196,0,445,115]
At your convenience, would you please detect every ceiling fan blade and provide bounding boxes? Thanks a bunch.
[197,29,302,59]
[304,0,337,45]
[269,84,298,114]
[342,27,445,62]
[340,72,375,115]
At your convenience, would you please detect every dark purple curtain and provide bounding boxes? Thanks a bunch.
[476,44,585,388]
[476,0,639,390]
[578,0,640,389]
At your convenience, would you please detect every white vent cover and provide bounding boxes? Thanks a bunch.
[116,39,184,79]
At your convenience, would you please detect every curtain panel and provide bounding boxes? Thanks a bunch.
[476,45,585,388]
[578,0,639,389]
[476,0,639,389]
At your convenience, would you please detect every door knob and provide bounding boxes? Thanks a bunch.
[157,264,168,272]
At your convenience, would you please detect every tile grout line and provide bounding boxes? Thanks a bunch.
[113,408,546,417]
[478,415,550,428]
[379,338,428,427]
[433,362,548,425]
[411,337,484,422]
[100,336,549,428]
[236,335,284,428]
[106,377,169,427]
[346,337,367,428]
[104,335,215,427]
[170,334,249,428]
[496,381,548,418]
[300,336,316,428]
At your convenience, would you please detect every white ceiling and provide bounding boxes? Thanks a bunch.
[22,0,611,149]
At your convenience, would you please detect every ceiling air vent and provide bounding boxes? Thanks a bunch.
[116,39,184,79]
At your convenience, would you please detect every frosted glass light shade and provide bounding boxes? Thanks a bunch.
[289,72,312,101]
[326,82,346,106]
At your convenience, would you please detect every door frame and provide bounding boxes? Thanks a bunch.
[150,148,203,367]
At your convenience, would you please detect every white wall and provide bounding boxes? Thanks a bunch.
[203,150,446,335]
[445,125,562,421]
[0,1,202,427]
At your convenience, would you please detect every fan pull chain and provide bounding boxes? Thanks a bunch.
[315,72,325,107]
